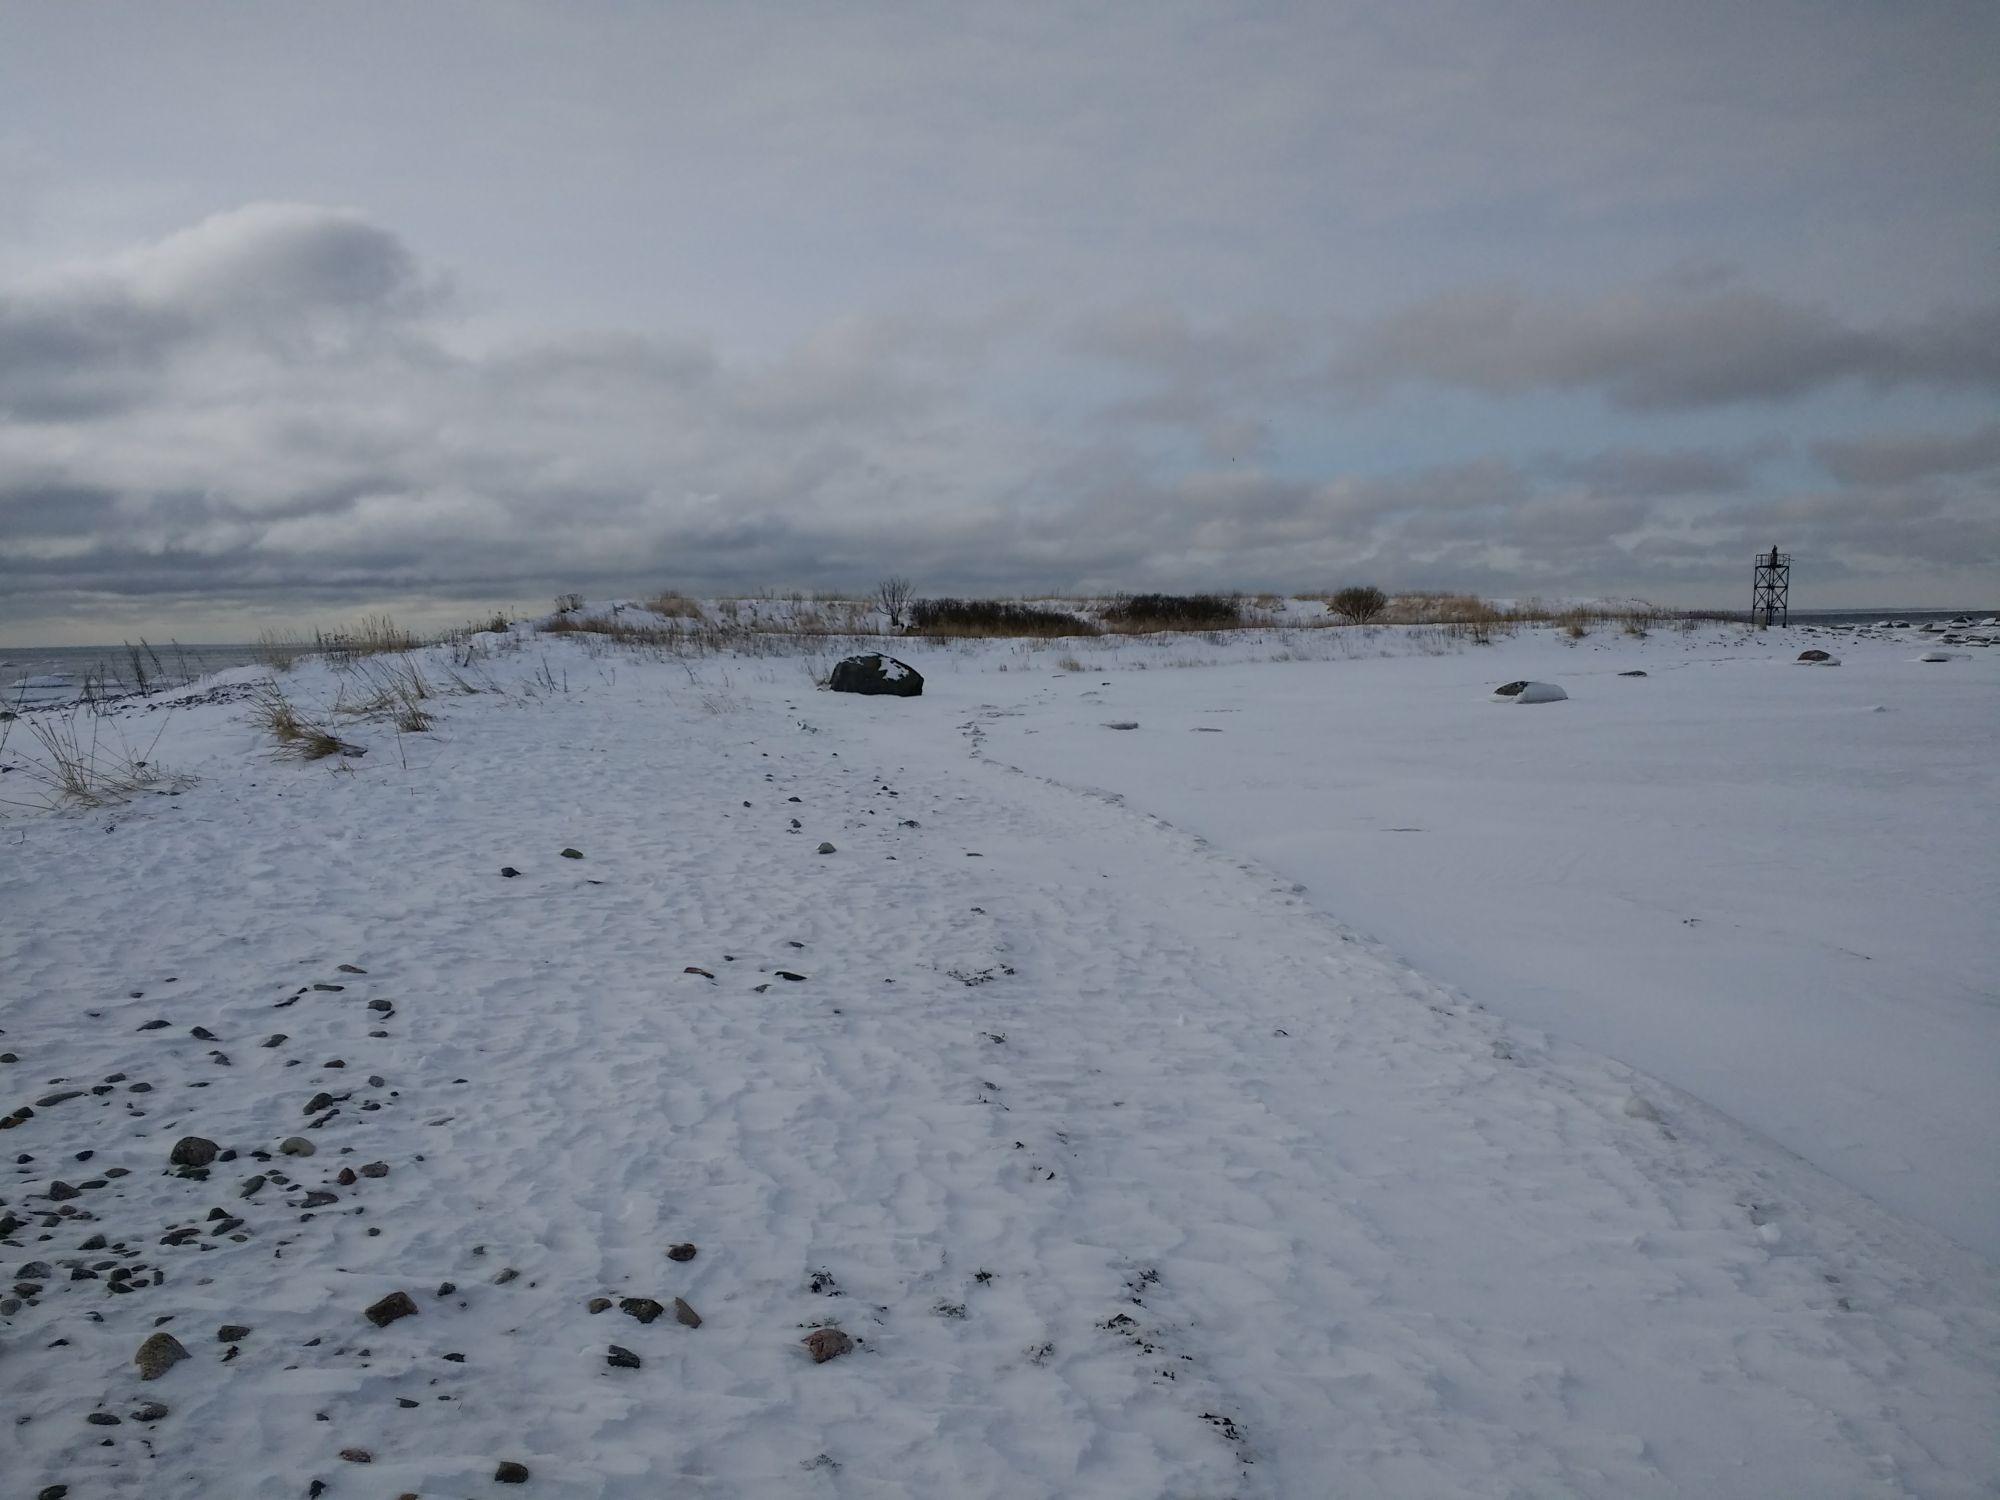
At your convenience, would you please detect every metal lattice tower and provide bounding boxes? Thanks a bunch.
[1751,546,1790,627]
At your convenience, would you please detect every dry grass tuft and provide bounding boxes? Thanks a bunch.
[645,591,703,619]
[314,614,423,663]
[0,706,180,810]
[251,684,362,760]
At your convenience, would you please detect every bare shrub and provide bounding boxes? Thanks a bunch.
[1101,593,1241,632]
[1055,655,1086,672]
[876,576,914,630]
[555,592,584,614]
[909,599,1098,637]
[1328,586,1389,625]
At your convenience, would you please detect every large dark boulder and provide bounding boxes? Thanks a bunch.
[829,654,923,697]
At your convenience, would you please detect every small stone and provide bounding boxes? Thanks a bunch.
[46,1181,80,1201]
[495,1460,530,1484]
[134,1331,189,1379]
[87,1411,122,1425]
[560,848,583,859]
[337,964,367,974]
[367,999,392,1013]
[170,1137,219,1168]
[261,1034,287,1047]
[217,1324,251,1342]
[35,1090,84,1107]
[304,1092,334,1114]
[587,1297,612,1314]
[493,1267,519,1285]
[337,1167,356,1186]
[803,1327,853,1362]
[619,1296,665,1324]
[683,966,714,979]
[607,1343,641,1368]
[816,842,837,854]
[359,1161,389,1178]
[137,1019,170,1031]
[189,1026,217,1041]
[436,1281,456,1296]
[130,1401,169,1421]
[300,1190,338,1208]
[279,1137,316,1157]
[666,1243,697,1262]
[339,1447,372,1463]
[673,1297,701,1328]
[240,1174,267,1197]
[365,1291,418,1327]
[39,1487,69,1500]
[499,867,520,878]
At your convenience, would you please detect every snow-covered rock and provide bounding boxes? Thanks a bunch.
[1491,679,1568,702]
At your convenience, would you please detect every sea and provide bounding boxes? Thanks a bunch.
[0,643,265,708]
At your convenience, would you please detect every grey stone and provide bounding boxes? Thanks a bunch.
[828,653,923,697]
[134,1331,189,1380]
[364,1291,418,1327]
[169,1137,219,1168]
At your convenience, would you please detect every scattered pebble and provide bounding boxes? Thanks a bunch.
[673,1297,702,1328]
[280,1137,317,1157]
[607,1344,642,1369]
[667,1243,698,1262]
[816,842,836,854]
[619,1296,666,1324]
[496,1460,531,1484]
[560,848,584,859]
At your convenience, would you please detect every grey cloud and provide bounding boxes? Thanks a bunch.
[5,205,1998,637]
[1339,287,2000,410]
[0,205,438,424]
[1814,422,2000,486]
[1535,443,1774,497]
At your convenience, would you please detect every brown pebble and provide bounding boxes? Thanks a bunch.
[337,1168,356,1186]
[339,1446,372,1463]
[803,1326,853,1362]
[364,1291,418,1327]
[587,1297,612,1314]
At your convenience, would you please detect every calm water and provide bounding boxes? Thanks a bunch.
[0,643,264,707]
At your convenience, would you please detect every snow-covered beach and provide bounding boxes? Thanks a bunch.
[3,610,1997,1499]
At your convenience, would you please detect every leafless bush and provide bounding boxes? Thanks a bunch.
[876,575,914,630]
[1328,586,1388,625]
[909,599,1098,637]
[1101,593,1242,631]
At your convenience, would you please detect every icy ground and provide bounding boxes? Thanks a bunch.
[1,620,1996,1499]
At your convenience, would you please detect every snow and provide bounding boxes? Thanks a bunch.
[1,617,1996,1499]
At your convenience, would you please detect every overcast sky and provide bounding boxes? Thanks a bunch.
[3,1,1996,641]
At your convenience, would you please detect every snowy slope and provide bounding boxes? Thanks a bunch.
[1,627,1996,1499]
[964,622,2000,1261]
